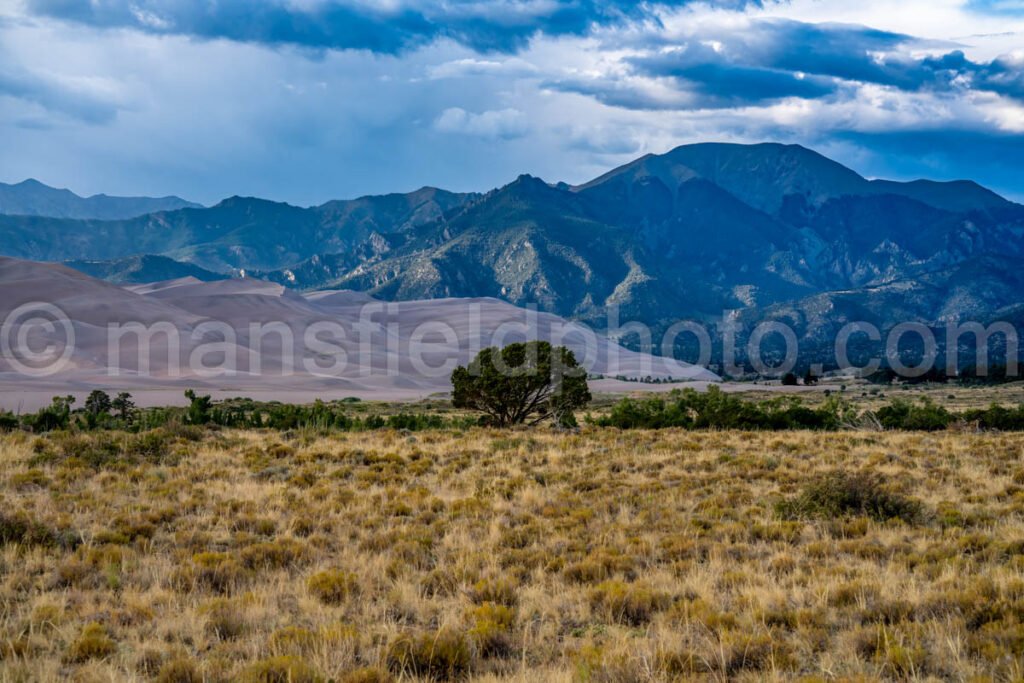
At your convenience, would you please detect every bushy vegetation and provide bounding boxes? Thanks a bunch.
[1,391,477,435]
[8,383,1024,440]
[876,398,1024,431]
[0,511,81,549]
[964,402,1024,430]
[597,387,1024,431]
[776,470,924,523]
[238,655,322,683]
[595,386,850,430]
[875,397,953,431]
[385,628,471,681]
[65,623,117,663]
[306,569,358,605]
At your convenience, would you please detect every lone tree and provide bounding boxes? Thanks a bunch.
[451,341,591,427]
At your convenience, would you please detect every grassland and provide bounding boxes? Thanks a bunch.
[2,417,1024,681]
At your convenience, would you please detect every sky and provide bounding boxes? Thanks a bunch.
[1,0,1023,206]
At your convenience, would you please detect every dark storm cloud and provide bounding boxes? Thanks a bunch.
[627,41,837,107]
[24,0,753,54]
[753,22,1024,99]
[556,19,1024,112]
[4,0,1023,205]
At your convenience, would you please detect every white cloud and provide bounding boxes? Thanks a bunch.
[1,0,1023,203]
[434,107,530,138]
[427,57,538,79]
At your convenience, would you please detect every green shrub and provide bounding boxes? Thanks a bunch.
[0,512,80,550]
[596,390,1024,432]
[307,569,359,605]
[268,626,317,655]
[238,655,322,683]
[385,628,471,681]
[156,658,202,683]
[200,598,247,640]
[875,398,952,431]
[10,468,49,490]
[65,623,117,662]
[597,387,848,430]
[174,552,249,594]
[963,403,1024,431]
[25,396,74,433]
[588,580,671,626]
[467,603,516,658]
[0,411,18,432]
[776,470,924,523]
[29,430,176,468]
[469,577,518,607]
[238,539,307,570]
[340,668,393,683]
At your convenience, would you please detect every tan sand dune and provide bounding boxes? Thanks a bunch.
[143,278,288,299]
[303,289,379,306]
[0,257,719,410]
[124,276,204,295]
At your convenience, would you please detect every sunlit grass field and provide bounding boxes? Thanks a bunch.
[2,417,1024,681]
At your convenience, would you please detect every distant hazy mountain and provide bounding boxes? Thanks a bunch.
[3,142,1023,372]
[0,187,473,272]
[0,179,201,219]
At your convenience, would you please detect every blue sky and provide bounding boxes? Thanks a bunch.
[2,0,1023,205]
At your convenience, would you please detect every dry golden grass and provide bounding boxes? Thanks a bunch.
[1,425,1024,681]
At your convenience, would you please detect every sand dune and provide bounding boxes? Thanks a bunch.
[0,256,718,409]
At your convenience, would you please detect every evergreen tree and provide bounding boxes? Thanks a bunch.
[451,341,591,427]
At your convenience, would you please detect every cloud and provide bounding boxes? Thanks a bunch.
[2,0,1023,206]
[561,124,646,155]
[23,0,748,54]
[544,73,699,110]
[0,64,121,123]
[427,57,539,79]
[552,17,1024,113]
[435,107,530,139]
[627,41,838,107]
[753,23,1024,99]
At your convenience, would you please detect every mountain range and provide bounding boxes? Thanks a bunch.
[2,143,1022,372]
[0,179,200,219]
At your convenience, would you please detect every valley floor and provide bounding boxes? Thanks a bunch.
[1,427,1023,681]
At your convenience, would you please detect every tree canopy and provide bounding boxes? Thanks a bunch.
[451,341,591,427]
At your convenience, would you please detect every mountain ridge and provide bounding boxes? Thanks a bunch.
[1,142,1022,373]
[0,178,202,220]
